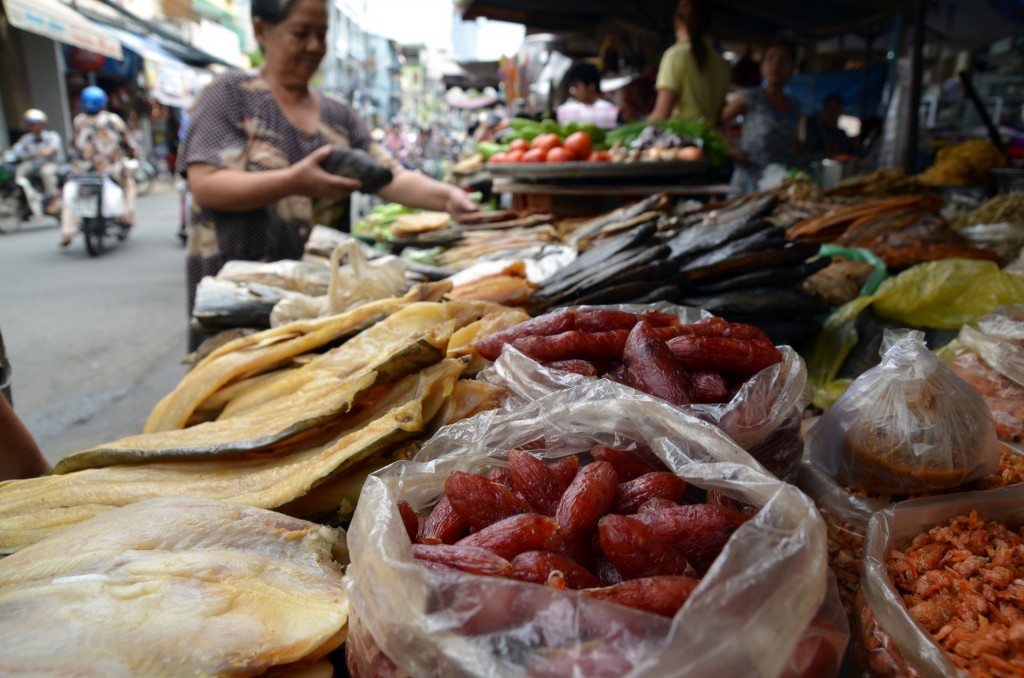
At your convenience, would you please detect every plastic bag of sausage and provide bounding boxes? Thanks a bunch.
[475,303,810,480]
[807,329,1000,495]
[857,486,1024,677]
[344,378,847,678]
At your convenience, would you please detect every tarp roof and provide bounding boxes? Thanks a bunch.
[457,0,1023,48]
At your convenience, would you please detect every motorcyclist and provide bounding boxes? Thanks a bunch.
[11,109,64,215]
[60,86,139,247]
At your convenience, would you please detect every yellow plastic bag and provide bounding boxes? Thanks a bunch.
[806,259,1024,409]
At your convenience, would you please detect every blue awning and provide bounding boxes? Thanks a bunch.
[96,24,205,107]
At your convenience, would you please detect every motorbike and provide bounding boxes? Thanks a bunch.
[0,151,70,234]
[65,171,130,256]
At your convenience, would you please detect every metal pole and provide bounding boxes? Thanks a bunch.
[904,0,926,174]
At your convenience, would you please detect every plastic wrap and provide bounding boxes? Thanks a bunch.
[476,303,809,479]
[860,486,1024,678]
[958,304,1024,388]
[271,241,407,327]
[806,259,1024,409]
[807,329,1000,494]
[344,379,840,678]
[217,260,331,296]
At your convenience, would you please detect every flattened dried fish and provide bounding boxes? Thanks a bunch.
[146,297,411,433]
[0,359,465,553]
[0,497,348,677]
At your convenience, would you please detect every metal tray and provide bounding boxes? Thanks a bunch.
[487,159,709,180]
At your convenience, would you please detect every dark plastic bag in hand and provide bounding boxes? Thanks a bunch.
[808,329,1000,495]
[321,147,393,193]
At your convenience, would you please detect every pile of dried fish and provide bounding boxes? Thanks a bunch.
[532,193,830,344]
[0,299,526,554]
[787,194,1003,271]
[436,225,559,269]
[0,497,349,676]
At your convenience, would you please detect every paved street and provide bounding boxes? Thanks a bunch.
[0,182,190,466]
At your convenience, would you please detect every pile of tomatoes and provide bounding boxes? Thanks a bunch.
[489,132,611,164]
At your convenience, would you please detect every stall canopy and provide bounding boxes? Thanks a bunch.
[456,0,897,43]
[97,24,201,108]
[2,0,122,59]
[458,0,1024,48]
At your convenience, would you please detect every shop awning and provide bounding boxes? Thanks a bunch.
[2,0,122,59]
[97,24,203,108]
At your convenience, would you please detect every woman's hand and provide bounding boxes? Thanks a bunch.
[291,146,362,199]
[445,187,478,219]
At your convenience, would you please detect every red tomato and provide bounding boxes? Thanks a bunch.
[522,148,547,163]
[508,138,530,153]
[530,133,561,152]
[488,152,509,164]
[546,147,574,163]
[506,149,526,163]
[587,151,612,163]
[563,132,593,161]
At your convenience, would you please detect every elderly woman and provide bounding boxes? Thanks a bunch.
[179,0,477,344]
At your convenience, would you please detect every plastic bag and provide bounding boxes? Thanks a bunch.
[806,259,1024,409]
[216,260,331,296]
[270,241,407,327]
[478,303,811,479]
[958,304,1024,388]
[807,329,1000,495]
[860,486,1024,678]
[344,379,841,678]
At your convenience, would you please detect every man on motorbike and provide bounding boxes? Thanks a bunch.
[60,86,139,247]
[11,109,64,215]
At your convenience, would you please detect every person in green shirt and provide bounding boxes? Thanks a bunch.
[649,0,731,124]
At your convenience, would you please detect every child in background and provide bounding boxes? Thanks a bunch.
[556,63,621,130]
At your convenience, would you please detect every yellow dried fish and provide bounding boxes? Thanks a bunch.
[0,359,465,553]
[145,298,408,433]
[55,318,452,473]
[218,301,499,420]
[0,497,349,677]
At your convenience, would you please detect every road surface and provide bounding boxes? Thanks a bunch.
[0,182,190,466]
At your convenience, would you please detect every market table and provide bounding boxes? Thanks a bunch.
[487,159,735,216]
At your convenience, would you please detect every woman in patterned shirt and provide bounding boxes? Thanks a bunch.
[720,35,804,194]
[179,0,477,347]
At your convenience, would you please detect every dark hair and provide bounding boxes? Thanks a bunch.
[676,0,713,71]
[566,62,601,90]
[765,33,798,62]
[251,0,315,24]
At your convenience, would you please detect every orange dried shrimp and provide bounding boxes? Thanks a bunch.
[886,511,1024,678]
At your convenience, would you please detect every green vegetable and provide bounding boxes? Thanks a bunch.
[475,142,507,160]
[401,246,444,267]
[541,119,561,135]
[352,202,419,241]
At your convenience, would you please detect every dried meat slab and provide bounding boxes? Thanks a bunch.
[0,497,349,677]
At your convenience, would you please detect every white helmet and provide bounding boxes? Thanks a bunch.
[23,109,48,125]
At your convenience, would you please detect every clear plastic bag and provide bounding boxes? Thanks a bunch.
[478,303,811,480]
[958,304,1024,389]
[344,379,841,678]
[860,486,1024,678]
[270,241,407,327]
[807,329,1000,494]
[217,260,331,296]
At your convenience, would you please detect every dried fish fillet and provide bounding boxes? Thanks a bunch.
[55,322,450,473]
[0,360,465,553]
[0,497,348,677]
[146,298,410,433]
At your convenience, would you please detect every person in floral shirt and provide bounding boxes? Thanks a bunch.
[60,86,140,246]
[178,0,478,350]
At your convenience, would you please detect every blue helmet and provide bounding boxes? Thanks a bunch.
[81,86,108,114]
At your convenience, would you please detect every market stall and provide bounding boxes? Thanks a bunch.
[3,134,1024,673]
